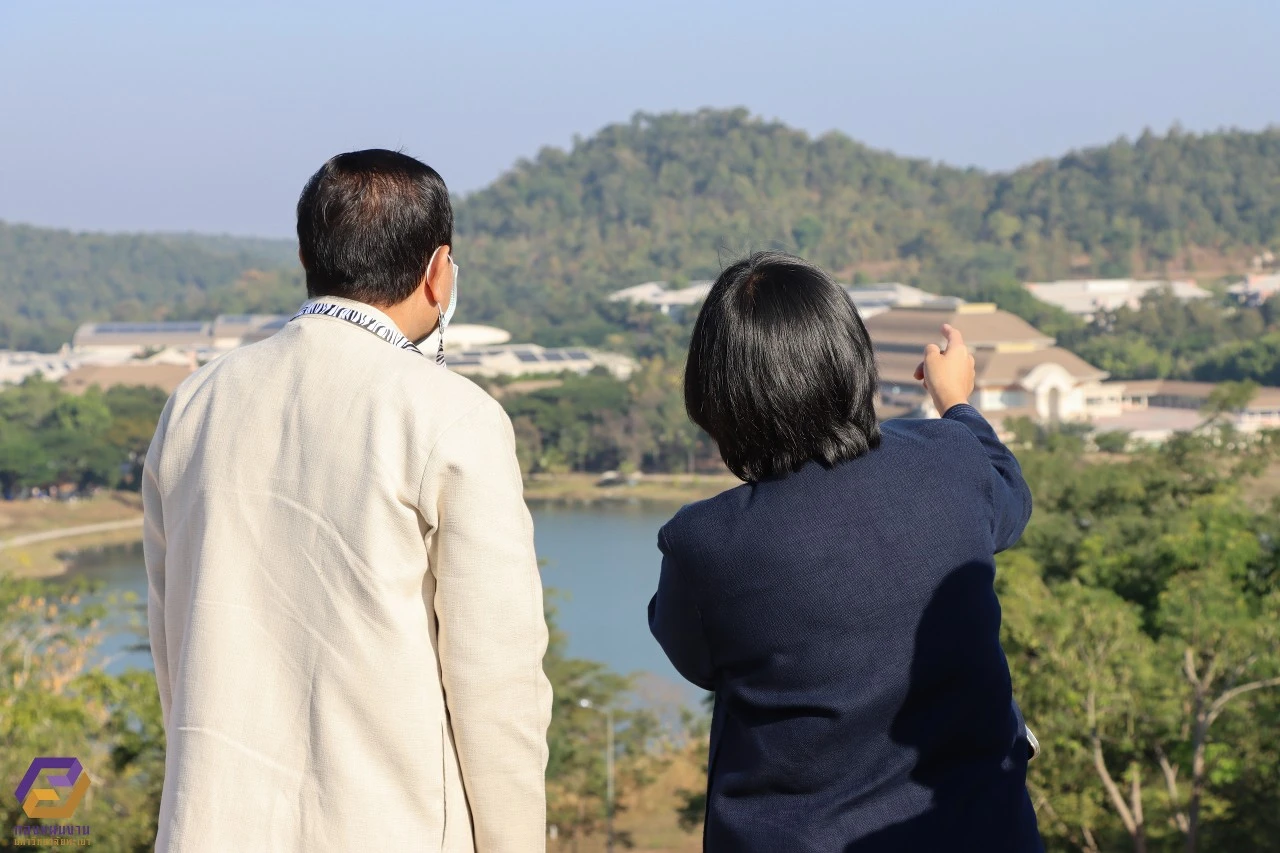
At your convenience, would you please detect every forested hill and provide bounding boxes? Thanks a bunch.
[4,108,1279,350]
[0,222,298,350]
[455,109,1280,339]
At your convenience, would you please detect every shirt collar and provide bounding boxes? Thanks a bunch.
[298,295,408,339]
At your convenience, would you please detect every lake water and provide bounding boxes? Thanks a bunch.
[62,502,703,706]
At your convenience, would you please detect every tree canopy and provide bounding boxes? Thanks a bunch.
[5,110,1279,353]
[0,222,300,351]
[452,110,1280,340]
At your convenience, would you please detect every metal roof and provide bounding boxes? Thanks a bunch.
[89,322,208,334]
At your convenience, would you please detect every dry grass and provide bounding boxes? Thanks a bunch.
[0,492,142,539]
[1242,459,1280,509]
[551,745,706,853]
[0,526,145,579]
[0,493,145,578]
[491,378,566,399]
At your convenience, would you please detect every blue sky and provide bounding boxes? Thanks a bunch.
[1,0,1276,237]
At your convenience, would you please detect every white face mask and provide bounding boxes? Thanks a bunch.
[441,256,458,329]
[415,246,458,362]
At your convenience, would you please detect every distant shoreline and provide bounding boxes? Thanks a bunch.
[1,474,738,578]
[523,472,738,506]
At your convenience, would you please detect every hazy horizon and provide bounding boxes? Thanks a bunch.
[3,0,1277,238]
[7,113,1275,243]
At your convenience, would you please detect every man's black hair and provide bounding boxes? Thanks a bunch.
[296,149,452,306]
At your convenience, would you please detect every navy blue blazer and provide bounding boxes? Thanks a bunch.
[649,404,1043,852]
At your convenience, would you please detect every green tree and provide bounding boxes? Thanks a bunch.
[540,595,666,848]
[1199,380,1259,427]
[0,377,167,493]
[1153,562,1280,853]
[1093,431,1131,454]
[103,385,169,489]
[0,574,164,851]
[13,113,1280,355]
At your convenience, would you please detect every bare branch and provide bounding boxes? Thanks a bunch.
[1183,647,1200,689]
[1206,676,1280,728]
[1086,689,1137,834]
[1155,745,1190,834]
[1031,785,1097,853]
[1093,736,1136,834]
[1229,654,1260,682]
[1202,651,1221,692]
[1131,762,1144,830]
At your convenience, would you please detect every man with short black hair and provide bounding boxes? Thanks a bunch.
[144,149,552,852]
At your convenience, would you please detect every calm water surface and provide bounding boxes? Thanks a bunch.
[62,502,701,705]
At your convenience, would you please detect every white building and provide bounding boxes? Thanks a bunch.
[72,316,515,357]
[71,321,214,357]
[611,278,965,322]
[73,314,293,357]
[1227,273,1280,307]
[444,324,512,350]
[449,344,636,381]
[1090,380,1280,442]
[66,316,637,384]
[609,281,713,318]
[864,303,1121,423]
[864,302,1280,444]
[1024,278,1211,319]
[0,350,87,385]
[210,315,289,349]
[846,283,965,319]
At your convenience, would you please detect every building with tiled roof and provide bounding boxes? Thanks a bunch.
[864,303,1123,423]
[1091,379,1280,440]
[864,302,1280,441]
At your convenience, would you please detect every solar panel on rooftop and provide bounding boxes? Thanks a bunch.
[95,322,207,334]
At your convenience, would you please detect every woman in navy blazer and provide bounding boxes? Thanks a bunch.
[649,252,1043,852]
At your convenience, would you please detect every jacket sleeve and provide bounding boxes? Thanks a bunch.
[648,526,715,691]
[142,406,172,729]
[421,399,552,852]
[941,403,1033,553]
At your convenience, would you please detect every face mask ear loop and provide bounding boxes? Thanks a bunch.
[424,244,449,368]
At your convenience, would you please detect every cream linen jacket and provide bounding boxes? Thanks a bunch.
[143,297,553,852]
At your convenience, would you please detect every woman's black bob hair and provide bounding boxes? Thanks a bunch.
[684,251,881,482]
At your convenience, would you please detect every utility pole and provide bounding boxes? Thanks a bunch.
[578,698,615,852]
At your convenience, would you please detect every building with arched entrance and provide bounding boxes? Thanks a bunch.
[864,303,1122,424]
